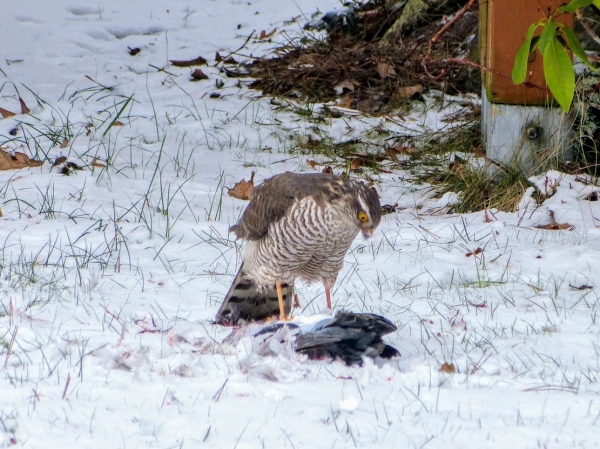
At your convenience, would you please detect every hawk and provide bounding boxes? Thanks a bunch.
[216,172,381,325]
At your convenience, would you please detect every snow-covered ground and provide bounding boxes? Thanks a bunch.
[1,1,600,448]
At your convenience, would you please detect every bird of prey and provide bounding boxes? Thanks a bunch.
[216,172,381,325]
[227,311,400,366]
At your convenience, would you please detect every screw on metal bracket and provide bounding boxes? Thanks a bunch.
[526,125,540,140]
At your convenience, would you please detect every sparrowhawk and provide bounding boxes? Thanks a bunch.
[216,172,381,325]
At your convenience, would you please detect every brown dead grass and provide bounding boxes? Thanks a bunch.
[240,0,479,114]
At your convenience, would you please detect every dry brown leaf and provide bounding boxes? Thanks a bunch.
[53,156,67,166]
[258,28,277,40]
[0,107,16,118]
[60,138,69,149]
[349,159,363,171]
[394,84,423,100]
[387,146,412,159]
[170,56,207,67]
[113,120,124,126]
[449,161,467,177]
[227,171,255,200]
[381,203,398,215]
[306,159,319,169]
[356,98,381,113]
[376,62,396,79]
[0,149,43,170]
[333,79,358,95]
[91,158,106,168]
[322,166,333,174]
[215,52,222,62]
[336,95,354,109]
[190,69,209,81]
[535,221,573,230]
[439,363,456,374]
[19,97,30,114]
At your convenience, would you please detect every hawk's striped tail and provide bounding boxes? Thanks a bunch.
[215,264,294,325]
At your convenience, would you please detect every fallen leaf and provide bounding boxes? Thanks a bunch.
[190,69,209,81]
[584,191,599,201]
[91,158,106,168]
[439,363,456,374]
[293,294,301,308]
[333,79,358,95]
[215,52,222,62]
[227,171,255,200]
[60,138,69,149]
[306,159,319,169]
[0,107,16,118]
[356,98,381,113]
[0,149,43,170]
[387,146,412,159]
[466,247,483,257]
[19,97,30,114]
[128,47,141,56]
[357,7,384,21]
[322,166,333,174]
[394,84,424,100]
[170,56,207,67]
[569,283,593,290]
[258,28,277,39]
[381,203,398,215]
[376,61,396,79]
[113,120,124,126]
[449,160,467,177]
[535,221,573,230]
[336,95,354,109]
[349,159,363,171]
[59,162,83,176]
[53,156,67,166]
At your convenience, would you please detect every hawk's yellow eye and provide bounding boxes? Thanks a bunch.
[358,212,368,223]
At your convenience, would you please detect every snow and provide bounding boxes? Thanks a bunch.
[1,1,600,448]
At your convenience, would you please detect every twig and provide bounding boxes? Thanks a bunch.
[438,57,550,92]
[222,31,256,60]
[576,9,600,46]
[149,64,178,77]
[62,372,71,400]
[420,0,544,89]
[425,0,476,61]
[212,378,228,401]
[3,326,18,369]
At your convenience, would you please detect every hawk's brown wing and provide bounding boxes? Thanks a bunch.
[229,172,343,241]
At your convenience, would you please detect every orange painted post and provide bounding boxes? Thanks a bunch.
[481,0,573,173]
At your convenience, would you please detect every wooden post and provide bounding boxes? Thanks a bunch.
[480,0,573,174]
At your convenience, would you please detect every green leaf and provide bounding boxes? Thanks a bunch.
[544,34,575,111]
[538,20,556,55]
[562,25,598,72]
[558,0,593,12]
[512,23,540,84]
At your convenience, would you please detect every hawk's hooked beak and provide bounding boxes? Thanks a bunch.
[362,228,374,239]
